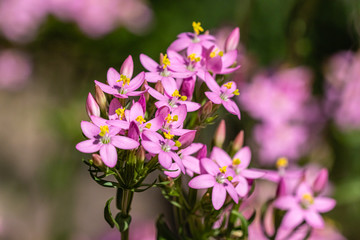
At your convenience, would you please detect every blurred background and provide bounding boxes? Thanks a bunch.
[0,0,359,239]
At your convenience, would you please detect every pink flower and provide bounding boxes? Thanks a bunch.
[179,143,203,177]
[274,183,336,229]
[95,55,145,98]
[204,72,241,119]
[76,116,139,167]
[188,158,239,210]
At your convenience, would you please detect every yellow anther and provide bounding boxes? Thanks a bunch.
[165,114,172,123]
[188,53,197,62]
[115,107,125,119]
[145,123,152,129]
[135,116,146,124]
[224,82,233,89]
[163,131,174,139]
[210,51,216,58]
[218,51,224,57]
[180,96,187,101]
[232,158,241,165]
[172,89,181,98]
[117,74,130,86]
[99,125,109,137]
[302,193,314,205]
[227,176,233,181]
[195,57,201,62]
[233,89,240,96]
[172,115,178,121]
[162,54,171,69]
[175,140,182,147]
[219,166,227,174]
[192,21,204,35]
[276,157,288,169]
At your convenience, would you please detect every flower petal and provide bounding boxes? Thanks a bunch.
[281,208,304,229]
[212,183,226,210]
[120,55,134,79]
[130,102,144,122]
[182,156,200,174]
[181,143,203,156]
[241,169,265,179]
[107,67,120,86]
[188,174,215,189]
[304,210,324,229]
[205,92,222,104]
[204,72,220,93]
[81,121,99,139]
[76,140,101,153]
[111,136,139,150]
[222,99,241,119]
[181,101,201,112]
[274,196,298,210]
[313,197,336,213]
[127,72,145,92]
[169,38,191,52]
[211,147,232,167]
[233,146,251,169]
[201,158,220,176]
[164,163,181,178]
[141,141,161,154]
[224,180,239,203]
[94,80,117,95]
[235,176,249,197]
[100,144,118,168]
[159,151,172,169]
[162,77,178,96]
[140,54,159,72]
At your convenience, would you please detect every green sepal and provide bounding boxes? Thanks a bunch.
[115,213,132,232]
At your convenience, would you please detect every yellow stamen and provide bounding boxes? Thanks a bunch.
[227,176,233,181]
[163,131,174,139]
[99,125,109,137]
[165,114,172,123]
[175,140,182,147]
[276,157,288,169]
[195,57,201,62]
[115,108,125,119]
[192,21,204,35]
[302,193,314,205]
[172,89,181,98]
[162,54,170,69]
[145,123,152,129]
[232,158,241,165]
[117,74,130,86]
[172,115,178,121]
[218,51,224,57]
[180,96,187,101]
[135,116,146,124]
[233,89,240,96]
[224,82,233,89]
[219,166,227,174]
[210,51,216,58]
[188,53,197,62]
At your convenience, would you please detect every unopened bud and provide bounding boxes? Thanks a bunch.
[214,120,226,148]
[178,130,196,149]
[313,168,328,194]
[225,27,240,52]
[200,101,213,117]
[136,146,146,163]
[159,53,164,65]
[197,144,207,160]
[141,80,150,101]
[95,84,107,113]
[276,178,287,198]
[232,130,244,152]
[155,81,164,94]
[92,154,104,168]
[86,92,100,118]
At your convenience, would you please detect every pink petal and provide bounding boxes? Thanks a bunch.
[212,183,226,210]
[211,147,232,167]
[130,102,144,122]
[233,146,251,169]
[142,130,164,143]
[181,143,203,156]
[235,176,249,197]
[111,136,139,150]
[274,196,298,210]
[170,71,194,79]
[241,169,265,179]
[141,141,161,154]
[222,50,237,68]
[207,56,223,73]
[313,197,336,213]
[107,120,130,130]
[162,77,178,96]
[170,104,187,128]
[164,163,181,178]
[145,72,161,83]
[100,144,118,168]
[182,156,200,174]
[188,174,215,189]
[187,43,202,56]
[219,65,241,75]
[120,55,134,79]
[201,158,220,176]
[94,80,117,95]
[304,210,324,228]
[146,86,168,101]
[169,38,191,52]
[282,209,304,229]
[159,151,172,169]
[145,117,163,131]
[81,121,99,139]
[108,98,122,116]
[140,54,159,72]
[107,67,120,86]
[204,72,220,93]
[296,183,312,199]
[205,92,222,104]
[224,180,239,203]
[76,140,101,153]
[181,101,201,112]
[127,71,145,91]
[222,99,241,119]
[170,151,185,173]
[178,131,196,148]
[90,115,107,127]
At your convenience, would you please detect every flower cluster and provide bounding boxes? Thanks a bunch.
[76,22,337,240]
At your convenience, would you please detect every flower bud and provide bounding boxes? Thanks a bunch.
[214,120,226,148]
[136,146,146,163]
[178,130,196,149]
[120,55,134,78]
[86,92,100,118]
[197,144,207,160]
[313,168,328,194]
[95,84,107,113]
[232,130,244,152]
[225,27,240,52]
[138,94,147,113]
[155,81,164,94]
[180,78,195,100]
[276,178,287,198]
[141,80,150,101]
[128,122,140,141]
[92,154,104,168]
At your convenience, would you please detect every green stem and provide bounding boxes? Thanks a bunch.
[120,189,134,240]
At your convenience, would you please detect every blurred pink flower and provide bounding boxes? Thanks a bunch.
[0,50,32,91]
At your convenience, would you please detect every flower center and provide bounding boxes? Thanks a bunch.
[220,93,228,101]
[232,158,241,165]
[117,74,130,87]
[192,21,204,35]
[162,54,171,69]
[165,114,179,124]
[276,157,288,169]
[163,131,174,140]
[301,193,314,209]
[172,90,187,101]
[99,125,109,137]
[136,116,146,124]
[115,107,125,120]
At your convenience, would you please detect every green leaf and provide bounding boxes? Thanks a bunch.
[104,197,118,229]
[115,213,132,232]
